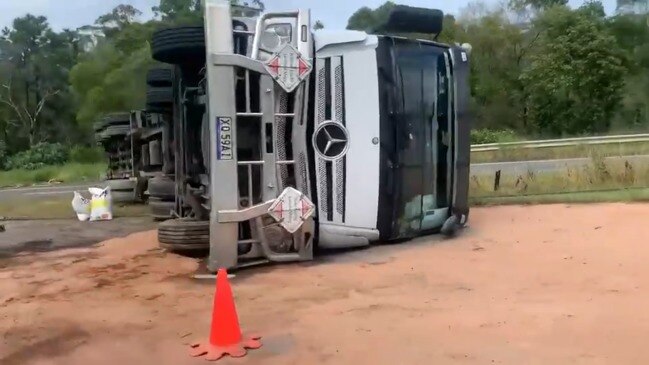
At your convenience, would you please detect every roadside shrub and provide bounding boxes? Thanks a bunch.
[6,142,69,170]
[31,168,54,183]
[471,129,518,145]
[69,145,106,164]
[0,141,7,170]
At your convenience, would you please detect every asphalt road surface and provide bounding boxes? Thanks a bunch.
[0,183,96,202]
[0,217,157,259]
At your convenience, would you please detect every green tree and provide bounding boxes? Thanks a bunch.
[153,0,203,25]
[153,0,265,25]
[458,7,530,131]
[0,15,77,148]
[579,0,606,18]
[520,6,626,135]
[436,14,463,44]
[96,4,142,33]
[346,2,396,31]
[509,0,568,11]
[606,13,649,129]
[70,40,153,128]
[113,21,158,54]
[314,20,325,30]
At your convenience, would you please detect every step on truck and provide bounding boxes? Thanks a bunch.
[160,1,472,271]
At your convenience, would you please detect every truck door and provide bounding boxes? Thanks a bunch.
[420,50,451,232]
[395,47,424,237]
[392,43,441,238]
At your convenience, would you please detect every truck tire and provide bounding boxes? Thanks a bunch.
[145,105,171,114]
[151,26,206,66]
[158,219,209,250]
[112,190,136,204]
[106,178,137,191]
[95,113,130,132]
[93,119,107,132]
[159,242,209,251]
[146,87,173,107]
[106,179,137,204]
[149,197,175,221]
[148,176,175,200]
[103,125,131,138]
[146,68,173,87]
[103,112,131,124]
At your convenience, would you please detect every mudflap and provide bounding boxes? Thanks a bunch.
[450,46,472,228]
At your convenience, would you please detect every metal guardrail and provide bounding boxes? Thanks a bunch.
[471,133,649,152]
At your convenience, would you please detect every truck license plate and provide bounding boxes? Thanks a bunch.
[216,117,233,160]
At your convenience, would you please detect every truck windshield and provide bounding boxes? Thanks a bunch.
[377,38,452,239]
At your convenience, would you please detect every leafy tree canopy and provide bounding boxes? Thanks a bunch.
[521,6,626,134]
[96,4,142,30]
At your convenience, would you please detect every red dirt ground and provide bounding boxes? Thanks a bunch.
[2,203,649,364]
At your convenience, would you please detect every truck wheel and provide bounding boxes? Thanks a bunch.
[145,105,171,114]
[135,176,148,202]
[112,190,137,204]
[149,197,175,221]
[146,87,173,107]
[158,218,209,250]
[95,113,130,132]
[93,119,107,132]
[146,68,173,87]
[103,112,131,124]
[440,215,460,237]
[96,132,109,143]
[106,179,137,204]
[103,125,131,138]
[151,26,205,66]
[106,178,137,191]
[148,176,175,200]
[159,242,208,251]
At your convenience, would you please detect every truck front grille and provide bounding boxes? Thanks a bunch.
[275,92,291,189]
[314,56,347,223]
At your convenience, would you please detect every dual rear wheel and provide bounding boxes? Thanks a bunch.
[150,26,209,252]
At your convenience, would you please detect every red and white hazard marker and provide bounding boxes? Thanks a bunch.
[264,44,313,94]
[268,187,315,234]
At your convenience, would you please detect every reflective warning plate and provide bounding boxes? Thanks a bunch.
[268,187,315,234]
[264,44,313,93]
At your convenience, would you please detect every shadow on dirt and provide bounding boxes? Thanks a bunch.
[1,324,91,365]
[0,217,158,261]
[190,232,459,284]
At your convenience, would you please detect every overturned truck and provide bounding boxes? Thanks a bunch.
[151,2,472,271]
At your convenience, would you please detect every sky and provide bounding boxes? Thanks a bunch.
[0,0,618,31]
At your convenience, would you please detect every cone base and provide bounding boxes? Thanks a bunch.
[190,334,262,361]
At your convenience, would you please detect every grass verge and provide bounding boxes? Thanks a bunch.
[471,188,649,206]
[0,196,149,220]
[472,141,649,163]
[0,163,106,188]
[470,154,649,205]
[470,155,649,198]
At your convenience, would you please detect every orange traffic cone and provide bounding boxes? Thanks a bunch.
[190,269,262,361]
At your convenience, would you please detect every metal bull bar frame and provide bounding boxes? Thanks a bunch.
[204,0,315,271]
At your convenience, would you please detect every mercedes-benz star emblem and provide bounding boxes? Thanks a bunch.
[313,122,349,160]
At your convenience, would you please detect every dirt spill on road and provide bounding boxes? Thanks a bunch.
[2,203,649,364]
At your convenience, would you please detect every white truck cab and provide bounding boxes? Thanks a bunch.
[203,1,471,271]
